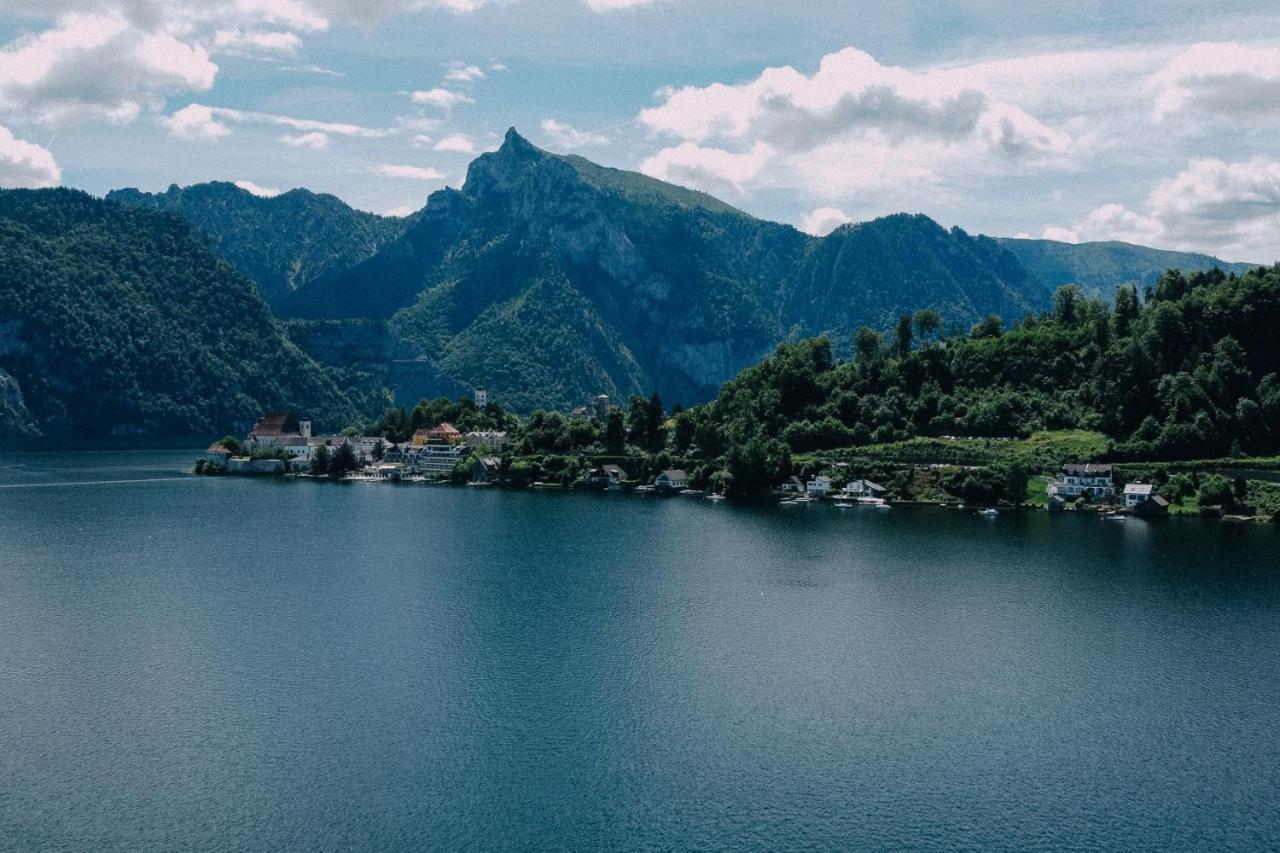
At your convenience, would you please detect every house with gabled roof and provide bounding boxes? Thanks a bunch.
[1123,482,1155,509]
[1048,463,1114,501]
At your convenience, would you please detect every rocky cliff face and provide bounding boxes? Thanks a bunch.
[277,129,1046,411]
[0,366,37,438]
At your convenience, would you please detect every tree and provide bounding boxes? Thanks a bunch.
[626,395,647,446]
[329,442,359,478]
[372,439,385,462]
[914,308,941,344]
[1113,284,1140,337]
[895,314,913,358]
[855,326,882,364]
[310,444,330,476]
[970,314,1003,339]
[672,412,695,453]
[1052,284,1082,326]
[1197,474,1235,510]
[218,435,241,453]
[604,408,626,454]
[644,392,666,452]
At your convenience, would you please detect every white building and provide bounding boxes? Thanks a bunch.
[1123,482,1155,509]
[404,444,466,475]
[204,443,232,468]
[806,475,833,497]
[245,412,309,451]
[350,436,386,462]
[466,430,508,452]
[654,469,688,492]
[1048,464,1115,500]
[474,388,487,408]
[279,436,312,463]
[841,479,886,498]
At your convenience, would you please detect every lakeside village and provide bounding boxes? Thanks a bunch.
[191,389,1258,521]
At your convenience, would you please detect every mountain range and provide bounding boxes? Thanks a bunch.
[106,182,408,306]
[996,238,1254,301]
[0,128,1258,438]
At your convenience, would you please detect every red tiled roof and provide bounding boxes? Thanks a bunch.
[248,412,298,437]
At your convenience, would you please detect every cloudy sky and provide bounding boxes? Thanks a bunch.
[1,1,1278,261]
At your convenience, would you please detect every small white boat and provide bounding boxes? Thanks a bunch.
[874,503,891,511]
[779,499,798,506]
[834,502,853,509]
[793,495,815,503]
[1102,512,1127,521]
[705,494,725,502]
[979,508,999,516]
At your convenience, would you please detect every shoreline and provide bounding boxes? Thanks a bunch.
[189,465,1280,523]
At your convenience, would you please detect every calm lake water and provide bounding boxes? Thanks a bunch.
[2,449,1279,851]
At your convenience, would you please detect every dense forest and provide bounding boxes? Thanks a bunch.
[685,265,1280,474]
[356,265,1280,503]
[0,189,360,439]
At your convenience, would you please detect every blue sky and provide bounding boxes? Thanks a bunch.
[1,1,1278,261]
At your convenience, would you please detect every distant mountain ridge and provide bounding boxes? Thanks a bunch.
[997,237,1255,302]
[29,128,1250,423]
[107,181,408,306]
[276,129,1052,410]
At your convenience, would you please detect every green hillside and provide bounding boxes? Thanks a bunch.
[0,189,359,439]
[677,267,1280,494]
[998,237,1256,301]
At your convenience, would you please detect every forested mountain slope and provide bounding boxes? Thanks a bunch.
[107,182,407,305]
[0,189,358,439]
[998,237,1255,301]
[279,129,1047,410]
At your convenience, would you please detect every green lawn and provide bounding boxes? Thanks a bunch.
[1024,475,1051,507]
[831,430,1111,472]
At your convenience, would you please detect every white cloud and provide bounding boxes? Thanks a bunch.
[1044,158,1280,261]
[640,47,1074,162]
[214,28,303,54]
[0,123,61,188]
[0,11,217,124]
[488,61,508,72]
[636,45,1086,204]
[376,163,446,181]
[639,141,772,197]
[163,102,387,140]
[432,133,475,154]
[799,206,852,237]
[277,63,344,77]
[409,88,474,110]
[0,1,496,129]
[1152,42,1280,121]
[540,118,609,149]
[1040,226,1080,243]
[234,178,282,196]
[280,130,330,148]
[443,61,485,83]
[162,103,231,140]
[583,0,658,10]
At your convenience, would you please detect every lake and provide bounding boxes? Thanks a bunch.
[2,449,1279,851]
